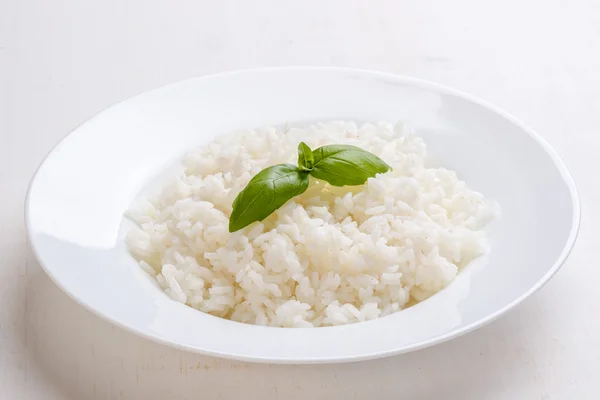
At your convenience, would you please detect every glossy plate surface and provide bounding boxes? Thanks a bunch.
[26,68,580,363]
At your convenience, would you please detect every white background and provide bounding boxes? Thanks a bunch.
[1,1,598,399]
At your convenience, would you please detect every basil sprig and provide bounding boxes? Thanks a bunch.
[229,142,390,232]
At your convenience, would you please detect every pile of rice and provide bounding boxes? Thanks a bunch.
[126,121,493,327]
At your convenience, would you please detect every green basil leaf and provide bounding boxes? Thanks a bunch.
[311,144,391,186]
[297,142,314,171]
[229,164,309,232]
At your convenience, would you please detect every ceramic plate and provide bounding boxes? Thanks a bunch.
[26,68,580,363]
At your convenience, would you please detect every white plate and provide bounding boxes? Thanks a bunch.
[26,68,580,363]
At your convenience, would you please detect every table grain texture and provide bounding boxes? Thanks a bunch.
[1,1,598,399]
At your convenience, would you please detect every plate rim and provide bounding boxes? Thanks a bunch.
[24,66,581,363]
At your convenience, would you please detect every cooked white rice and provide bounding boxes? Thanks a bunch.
[126,121,493,327]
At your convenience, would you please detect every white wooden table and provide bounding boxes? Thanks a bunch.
[1,1,598,398]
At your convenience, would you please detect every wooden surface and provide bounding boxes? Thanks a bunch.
[1,0,598,398]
